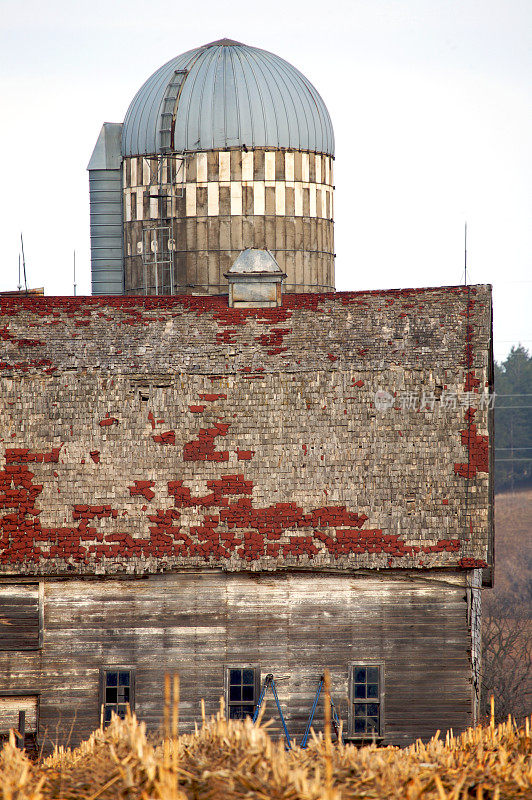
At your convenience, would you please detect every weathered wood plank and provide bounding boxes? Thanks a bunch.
[0,571,472,748]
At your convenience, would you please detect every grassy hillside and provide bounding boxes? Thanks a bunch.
[493,489,532,601]
[482,490,531,722]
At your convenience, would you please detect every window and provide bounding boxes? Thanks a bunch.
[349,663,384,737]
[99,669,135,723]
[225,667,259,720]
[0,583,42,651]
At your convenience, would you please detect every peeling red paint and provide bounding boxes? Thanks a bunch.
[0,445,466,566]
[459,557,488,569]
[0,288,489,570]
[254,328,291,355]
[99,417,118,428]
[183,421,230,462]
[454,408,488,479]
[129,481,156,501]
[464,371,481,391]
[236,450,254,460]
[198,393,227,402]
[152,430,176,446]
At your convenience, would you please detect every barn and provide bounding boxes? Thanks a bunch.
[0,39,493,750]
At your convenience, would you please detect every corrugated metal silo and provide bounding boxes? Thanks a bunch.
[88,124,124,295]
[89,40,335,296]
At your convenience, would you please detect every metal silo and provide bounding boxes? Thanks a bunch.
[89,39,335,295]
[87,123,124,295]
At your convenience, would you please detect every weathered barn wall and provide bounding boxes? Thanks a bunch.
[0,287,492,576]
[123,150,334,294]
[0,571,473,748]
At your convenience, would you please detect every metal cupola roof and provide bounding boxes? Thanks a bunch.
[122,39,334,157]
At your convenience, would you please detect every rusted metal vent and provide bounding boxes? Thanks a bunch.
[225,249,286,308]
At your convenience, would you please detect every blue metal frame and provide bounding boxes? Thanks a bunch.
[252,673,292,750]
[300,675,344,748]
[300,677,323,748]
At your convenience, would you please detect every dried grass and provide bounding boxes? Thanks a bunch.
[1,702,530,800]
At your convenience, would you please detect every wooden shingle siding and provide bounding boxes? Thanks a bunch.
[0,584,40,651]
[0,572,472,748]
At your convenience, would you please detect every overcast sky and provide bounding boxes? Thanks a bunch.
[1,0,530,362]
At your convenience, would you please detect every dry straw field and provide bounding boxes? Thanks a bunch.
[1,692,530,800]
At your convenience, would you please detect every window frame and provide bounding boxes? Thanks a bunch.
[347,662,385,740]
[0,582,43,651]
[224,665,261,721]
[99,667,136,724]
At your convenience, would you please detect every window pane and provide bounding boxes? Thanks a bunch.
[367,667,379,683]
[242,705,255,717]
[367,717,379,731]
[106,687,117,703]
[229,706,244,719]
[103,669,134,727]
[229,669,241,685]
[229,686,241,701]
[367,703,379,716]
[367,684,379,698]
[354,684,366,698]
[354,668,366,683]
[354,718,365,732]
[354,703,366,717]
[242,685,254,701]
[242,669,254,685]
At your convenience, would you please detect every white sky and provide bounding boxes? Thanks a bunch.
[0,0,530,362]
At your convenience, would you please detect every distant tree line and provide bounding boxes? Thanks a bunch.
[480,345,532,723]
[494,345,532,493]
[482,590,531,724]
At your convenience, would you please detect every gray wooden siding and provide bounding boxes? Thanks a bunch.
[0,571,472,748]
[0,694,38,733]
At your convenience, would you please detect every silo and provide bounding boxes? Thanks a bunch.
[90,39,335,295]
[87,123,124,294]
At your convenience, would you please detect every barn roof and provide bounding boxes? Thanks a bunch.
[0,285,493,577]
[0,285,491,377]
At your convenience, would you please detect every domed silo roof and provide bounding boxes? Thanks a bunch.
[122,39,334,157]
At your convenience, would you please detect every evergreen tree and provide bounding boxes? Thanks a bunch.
[494,346,532,492]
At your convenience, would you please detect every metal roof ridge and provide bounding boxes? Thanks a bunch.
[201,38,245,48]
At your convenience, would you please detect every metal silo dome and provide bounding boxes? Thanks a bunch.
[122,39,335,156]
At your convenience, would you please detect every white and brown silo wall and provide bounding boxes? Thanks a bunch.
[122,149,334,294]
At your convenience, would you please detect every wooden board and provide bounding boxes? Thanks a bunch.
[0,695,38,733]
[0,572,472,748]
[0,584,40,651]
